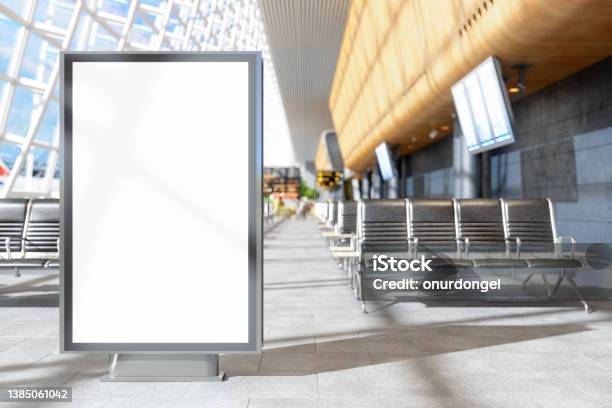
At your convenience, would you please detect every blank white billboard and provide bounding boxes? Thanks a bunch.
[61,53,262,352]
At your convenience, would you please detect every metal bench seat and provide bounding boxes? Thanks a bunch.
[524,258,582,268]
[503,199,589,311]
[0,259,46,268]
[0,198,59,275]
[472,258,529,268]
[361,253,474,269]
[343,197,591,313]
[407,199,468,265]
[45,260,60,268]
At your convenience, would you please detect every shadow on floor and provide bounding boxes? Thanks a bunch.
[265,243,332,250]
[266,278,349,286]
[226,304,612,377]
[264,282,348,290]
[263,216,288,236]
[0,318,598,384]
[0,274,59,307]
[265,257,335,264]
[0,293,59,307]
[225,319,597,377]
[0,354,109,387]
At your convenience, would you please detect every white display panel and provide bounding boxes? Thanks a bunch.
[375,142,395,181]
[451,56,515,154]
[62,53,261,352]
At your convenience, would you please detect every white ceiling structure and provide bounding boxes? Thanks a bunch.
[258,0,350,165]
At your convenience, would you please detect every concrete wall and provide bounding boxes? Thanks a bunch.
[400,56,612,242]
[492,56,612,242]
[403,134,454,198]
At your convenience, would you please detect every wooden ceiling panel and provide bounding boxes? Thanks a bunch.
[329,0,612,172]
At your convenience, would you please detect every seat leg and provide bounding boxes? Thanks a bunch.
[14,268,20,278]
[521,274,533,289]
[551,271,564,296]
[541,274,552,297]
[355,271,367,313]
[564,271,593,313]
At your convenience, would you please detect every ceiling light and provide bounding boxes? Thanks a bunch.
[509,63,530,95]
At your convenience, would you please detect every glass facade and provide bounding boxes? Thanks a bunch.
[0,0,289,197]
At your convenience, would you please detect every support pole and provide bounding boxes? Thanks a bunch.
[453,118,481,198]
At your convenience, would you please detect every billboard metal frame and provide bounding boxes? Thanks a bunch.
[60,51,263,353]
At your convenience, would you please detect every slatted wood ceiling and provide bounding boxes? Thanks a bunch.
[328,0,612,172]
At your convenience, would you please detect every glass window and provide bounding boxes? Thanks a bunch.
[0,0,289,197]
[0,15,20,74]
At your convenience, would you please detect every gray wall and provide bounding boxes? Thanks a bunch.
[404,132,454,198]
[492,56,612,242]
[401,56,612,242]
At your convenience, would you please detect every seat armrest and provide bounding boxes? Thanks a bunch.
[4,237,11,260]
[4,237,29,260]
[5,237,60,259]
[407,237,418,258]
[357,237,364,262]
[456,238,469,258]
[556,236,576,258]
[505,237,521,258]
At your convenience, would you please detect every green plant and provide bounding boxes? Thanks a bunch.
[300,180,319,199]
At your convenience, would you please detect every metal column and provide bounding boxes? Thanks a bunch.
[453,118,481,198]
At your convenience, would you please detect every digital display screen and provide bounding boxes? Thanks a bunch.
[451,56,515,154]
[317,170,343,188]
[375,142,395,181]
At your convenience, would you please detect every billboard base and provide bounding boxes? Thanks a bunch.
[101,354,225,382]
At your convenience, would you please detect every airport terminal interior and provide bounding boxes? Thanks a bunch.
[1,0,612,407]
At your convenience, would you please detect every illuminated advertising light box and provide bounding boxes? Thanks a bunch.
[375,142,395,181]
[60,52,262,352]
[451,56,515,154]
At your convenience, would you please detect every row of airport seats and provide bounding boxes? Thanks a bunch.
[316,200,359,235]
[314,198,590,312]
[0,199,59,276]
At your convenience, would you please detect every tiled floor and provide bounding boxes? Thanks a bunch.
[1,218,611,407]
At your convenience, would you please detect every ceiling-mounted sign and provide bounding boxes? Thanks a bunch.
[61,52,262,352]
[375,142,395,181]
[451,56,515,154]
[317,170,343,189]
